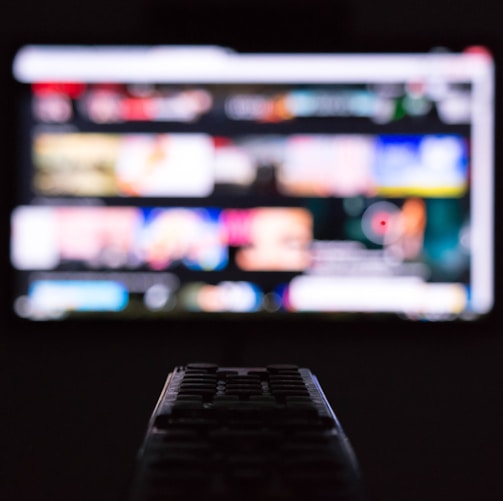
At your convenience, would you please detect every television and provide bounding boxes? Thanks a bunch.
[8,44,495,323]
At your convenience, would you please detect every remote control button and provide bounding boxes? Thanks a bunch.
[293,430,337,443]
[178,387,216,400]
[180,383,216,392]
[225,374,261,381]
[175,394,204,402]
[269,381,307,389]
[266,364,299,373]
[182,375,217,384]
[153,414,171,430]
[247,369,269,377]
[158,429,199,441]
[167,417,219,432]
[285,395,312,402]
[249,395,277,403]
[270,389,310,400]
[216,369,239,377]
[186,362,219,371]
[171,401,205,417]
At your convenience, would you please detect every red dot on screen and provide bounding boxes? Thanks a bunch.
[372,212,391,235]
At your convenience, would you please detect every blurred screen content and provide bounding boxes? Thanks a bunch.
[10,46,494,321]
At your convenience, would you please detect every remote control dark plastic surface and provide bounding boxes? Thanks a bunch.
[129,363,367,500]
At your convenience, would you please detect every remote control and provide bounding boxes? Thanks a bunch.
[129,363,367,500]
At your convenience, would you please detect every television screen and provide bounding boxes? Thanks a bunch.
[9,45,495,322]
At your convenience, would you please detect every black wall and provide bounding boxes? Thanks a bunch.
[1,1,502,500]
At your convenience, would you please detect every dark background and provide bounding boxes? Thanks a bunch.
[1,1,502,500]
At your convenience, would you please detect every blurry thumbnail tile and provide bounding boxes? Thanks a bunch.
[141,208,227,271]
[56,207,142,268]
[11,206,142,270]
[179,281,262,312]
[33,133,120,196]
[115,133,214,196]
[373,134,468,196]
[227,207,313,271]
[278,134,375,196]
